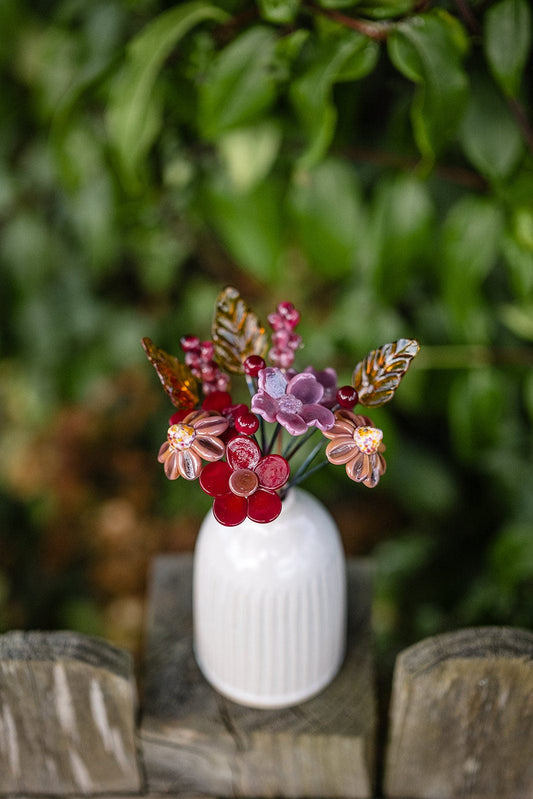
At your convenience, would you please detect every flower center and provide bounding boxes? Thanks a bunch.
[167,423,196,451]
[353,426,383,454]
[229,468,259,498]
[278,394,303,414]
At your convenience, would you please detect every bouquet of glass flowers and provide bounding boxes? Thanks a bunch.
[143,287,419,527]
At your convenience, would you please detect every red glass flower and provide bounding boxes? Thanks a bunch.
[200,436,290,526]
[158,410,228,481]
[322,410,386,488]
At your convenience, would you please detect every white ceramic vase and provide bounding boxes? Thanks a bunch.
[193,488,347,708]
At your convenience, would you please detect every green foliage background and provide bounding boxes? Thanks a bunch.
[0,0,532,664]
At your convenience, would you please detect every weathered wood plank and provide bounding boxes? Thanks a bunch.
[0,630,142,795]
[384,626,533,799]
[141,553,376,798]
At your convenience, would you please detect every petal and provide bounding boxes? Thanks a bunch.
[200,461,231,496]
[157,442,170,463]
[192,435,226,462]
[183,409,209,425]
[258,367,287,398]
[321,418,355,440]
[276,411,308,436]
[194,415,229,437]
[300,404,335,431]
[326,437,359,465]
[213,494,248,526]
[178,448,202,480]
[287,373,323,405]
[247,489,282,523]
[346,452,371,483]
[226,436,261,470]
[255,455,290,490]
[251,392,278,423]
[363,453,387,488]
[163,450,181,480]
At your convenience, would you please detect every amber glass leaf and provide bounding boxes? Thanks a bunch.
[142,337,199,409]
[212,286,268,373]
[353,338,420,408]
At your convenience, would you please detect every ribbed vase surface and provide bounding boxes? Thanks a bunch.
[193,488,347,708]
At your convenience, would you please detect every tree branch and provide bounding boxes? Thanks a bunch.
[306,1,394,41]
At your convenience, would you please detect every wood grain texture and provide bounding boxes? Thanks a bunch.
[384,626,533,799]
[0,630,142,795]
[141,554,376,798]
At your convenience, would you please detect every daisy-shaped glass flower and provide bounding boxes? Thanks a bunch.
[158,410,228,481]
[251,367,335,436]
[322,410,386,488]
[200,436,290,526]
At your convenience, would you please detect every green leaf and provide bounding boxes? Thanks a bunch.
[501,232,533,300]
[369,173,435,300]
[358,0,416,20]
[387,11,469,159]
[217,120,282,192]
[291,30,379,167]
[287,158,363,278]
[203,171,284,282]
[484,0,531,98]
[448,370,506,460]
[257,0,301,24]
[459,73,524,182]
[440,195,503,339]
[106,1,228,187]
[198,27,279,140]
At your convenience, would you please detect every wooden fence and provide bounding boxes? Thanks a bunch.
[1,554,532,798]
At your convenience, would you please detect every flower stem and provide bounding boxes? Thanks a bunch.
[283,427,319,461]
[283,457,330,495]
[265,422,282,456]
[245,374,265,452]
[285,439,326,489]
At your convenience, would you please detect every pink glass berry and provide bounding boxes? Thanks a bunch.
[336,385,359,408]
[180,335,200,351]
[244,355,266,376]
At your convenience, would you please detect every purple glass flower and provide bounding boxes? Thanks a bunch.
[251,368,335,436]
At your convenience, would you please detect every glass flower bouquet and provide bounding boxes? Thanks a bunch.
[143,286,419,527]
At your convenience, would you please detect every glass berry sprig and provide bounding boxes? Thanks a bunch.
[142,286,420,526]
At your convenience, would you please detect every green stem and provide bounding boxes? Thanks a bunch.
[282,427,319,461]
[284,439,326,492]
[265,422,282,456]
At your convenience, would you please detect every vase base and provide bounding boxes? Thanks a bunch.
[194,647,345,709]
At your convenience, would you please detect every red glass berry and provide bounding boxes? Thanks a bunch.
[226,436,261,470]
[336,385,359,408]
[254,455,290,490]
[202,391,232,412]
[234,412,259,435]
[213,493,248,526]
[169,408,194,425]
[243,355,266,377]
[199,461,231,496]
[247,489,282,523]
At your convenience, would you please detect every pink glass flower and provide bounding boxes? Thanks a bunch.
[200,436,290,526]
[303,366,338,408]
[322,410,386,488]
[158,410,228,481]
[251,368,335,436]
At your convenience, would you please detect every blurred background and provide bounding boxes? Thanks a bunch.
[0,0,532,680]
